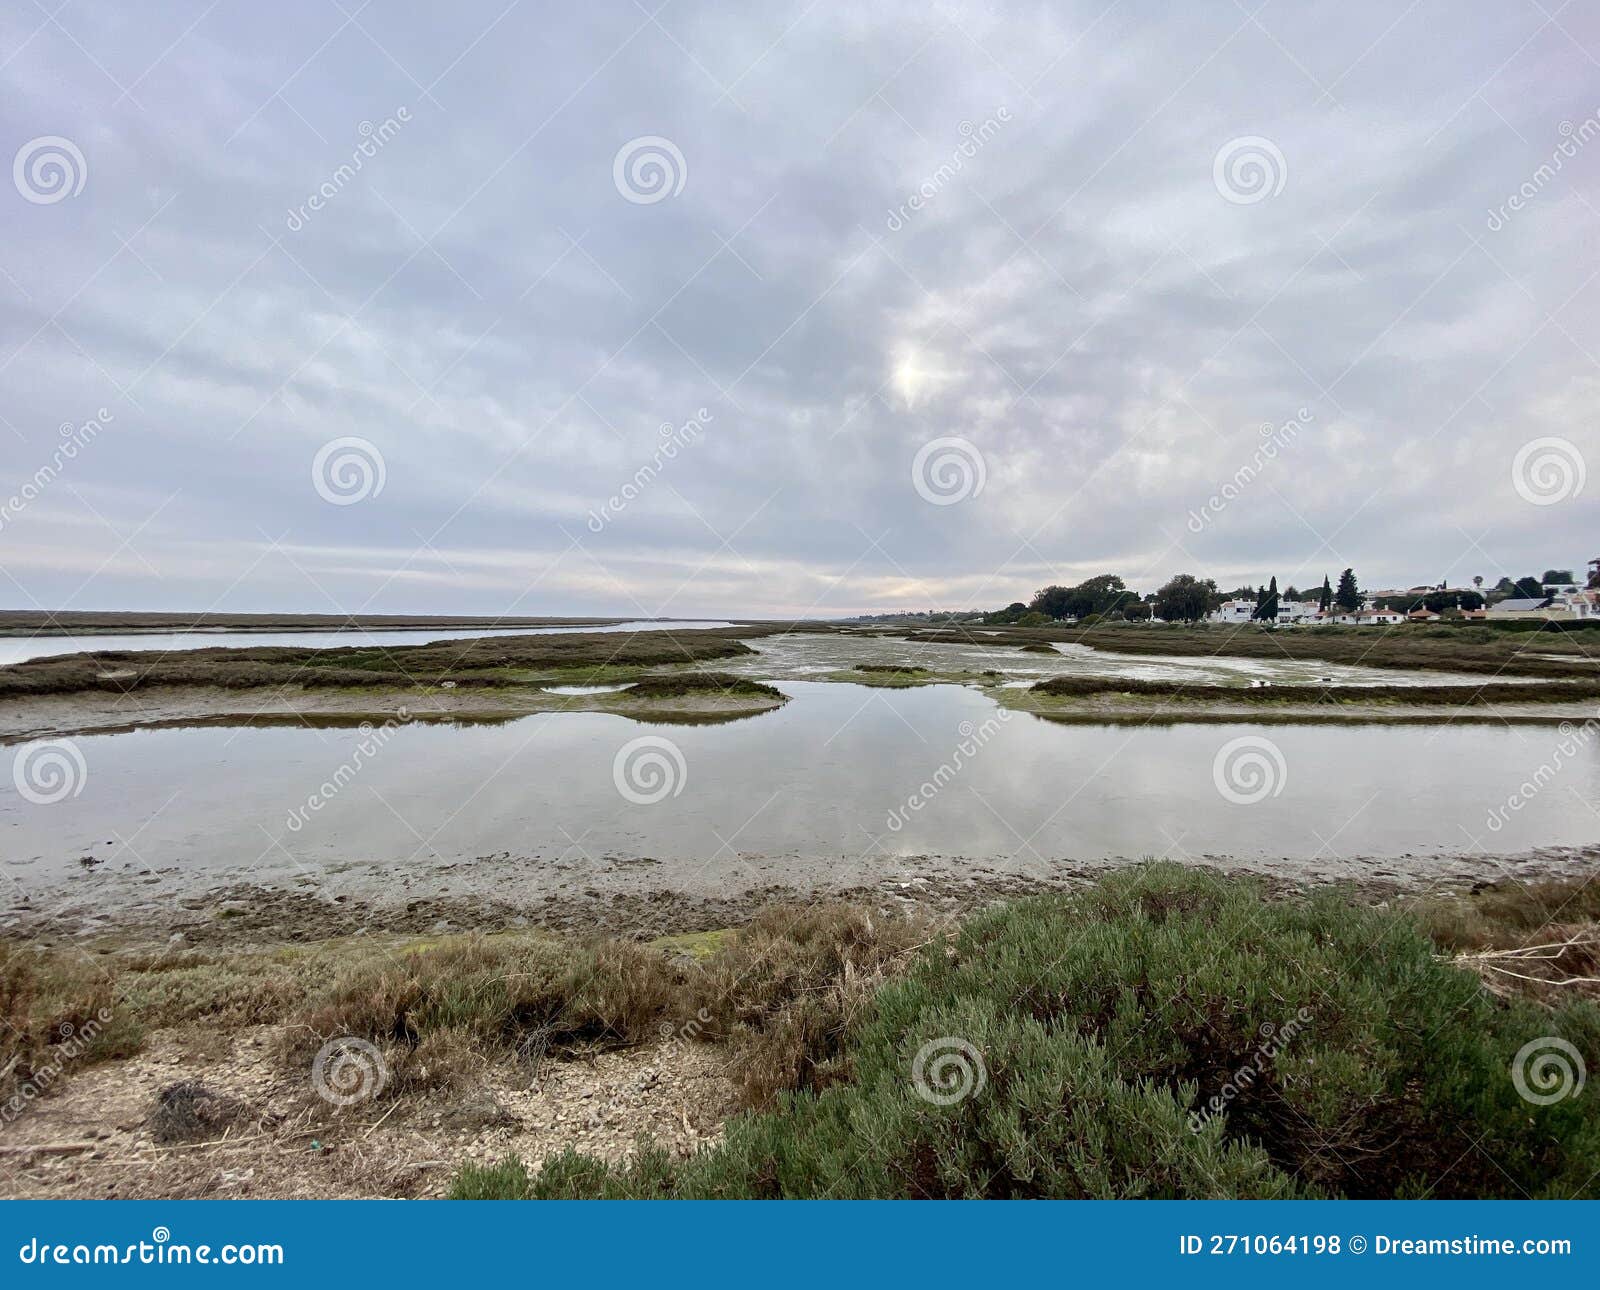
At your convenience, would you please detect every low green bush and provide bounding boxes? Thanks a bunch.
[453,865,1600,1199]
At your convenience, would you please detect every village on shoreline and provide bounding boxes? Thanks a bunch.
[853,556,1600,630]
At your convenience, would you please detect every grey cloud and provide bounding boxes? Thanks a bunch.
[0,0,1594,617]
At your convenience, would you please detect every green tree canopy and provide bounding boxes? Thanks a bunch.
[1154,574,1219,623]
[1030,575,1133,620]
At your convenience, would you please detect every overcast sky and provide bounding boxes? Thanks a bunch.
[2,1,1596,618]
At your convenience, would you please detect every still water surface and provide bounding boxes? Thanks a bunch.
[3,682,1590,901]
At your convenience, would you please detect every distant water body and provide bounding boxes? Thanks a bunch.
[0,621,735,666]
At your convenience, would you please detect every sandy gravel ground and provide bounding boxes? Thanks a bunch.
[1,1025,730,1199]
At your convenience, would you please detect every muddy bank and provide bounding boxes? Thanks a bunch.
[15,845,1600,951]
[7,676,1592,744]
[885,621,1600,680]
[0,680,785,744]
[0,611,631,637]
[995,688,1600,724]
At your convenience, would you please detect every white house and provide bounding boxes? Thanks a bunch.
[1209,599,1258,623]
[1208,598,1330,625]
[1491,592,1596,621]
[1320,609,1407,626]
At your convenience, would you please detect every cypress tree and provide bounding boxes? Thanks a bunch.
[1335,568,1360,611]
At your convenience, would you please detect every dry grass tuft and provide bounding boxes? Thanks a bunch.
[1415,874,1600,1003]
[0,942,142,1110]
[696,904,942,1108]
[8,902,936,1116]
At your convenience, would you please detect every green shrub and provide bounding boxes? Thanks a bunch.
[453,865,1600,1199]
[453,1156,537,1199]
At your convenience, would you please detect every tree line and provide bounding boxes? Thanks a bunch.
[981,564,1573,626]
